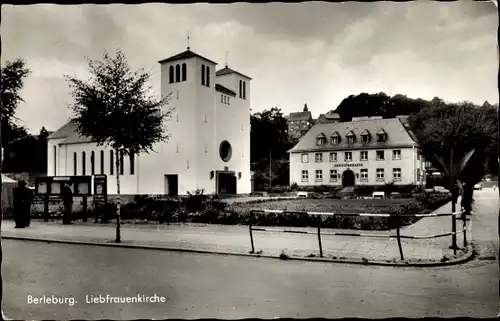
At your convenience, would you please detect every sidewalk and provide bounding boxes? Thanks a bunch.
[1,197,473,265]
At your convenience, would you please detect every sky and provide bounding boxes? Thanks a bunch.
[2,1,498,134]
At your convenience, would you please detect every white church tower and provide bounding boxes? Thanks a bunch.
[153,46,252,195]
[46,45,251,196]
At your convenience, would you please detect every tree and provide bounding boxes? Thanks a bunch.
[1,58,31,147]
[65,49,173,243]
[408,101,498,210]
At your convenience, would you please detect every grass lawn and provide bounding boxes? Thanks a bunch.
[229,198,419,215]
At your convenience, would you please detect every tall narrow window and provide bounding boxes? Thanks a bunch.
[242,81,246,99]
[81,152,86,175]
[181,63,187,81]
[201,65,205,86]
[110,150,114,175]
[53,146,57,175]
[239,80,242,98]
[175,64,181,82]
[129,153,135,175]
[206,66,210,87]
[100,150,104,174]
[73,152,77,176]
[169,66,174,84]
[120,151,124,175]
[90,151,95,175]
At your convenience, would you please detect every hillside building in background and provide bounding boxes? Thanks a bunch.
[286,104,314,140]
[47,47,251,196]
[315,110,341,124]
[288,116,425,188]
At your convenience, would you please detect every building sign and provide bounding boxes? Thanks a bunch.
[34,176,92,197]
[333,163,364,168]
[93,174,108,207]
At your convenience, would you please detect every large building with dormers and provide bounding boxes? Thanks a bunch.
[288,116,425,188]
[46,47,251,196]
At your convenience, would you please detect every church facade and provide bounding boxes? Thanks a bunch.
[289,117,425,189]
[47,48,252,196]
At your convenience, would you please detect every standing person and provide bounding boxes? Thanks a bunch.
[13,180,27,228]
[22,181,34,227]
[61,182,74,225]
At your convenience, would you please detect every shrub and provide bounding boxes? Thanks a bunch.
[290,182,299,191]
[354,185,375,196]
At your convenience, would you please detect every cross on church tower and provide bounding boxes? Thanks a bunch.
[225,51,228,67]
[187,32,190,50]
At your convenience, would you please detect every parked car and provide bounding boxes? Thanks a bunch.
[474,182,484,190]
[433,186,451,194]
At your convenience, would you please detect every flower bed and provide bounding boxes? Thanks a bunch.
[72,191,452,231]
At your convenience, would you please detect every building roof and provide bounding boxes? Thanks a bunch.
[215,84,237,96]
[47,120,78,139]
[287,111,313,122]
[215,66,252,80]
[158,49,218,65]
[289,117,417,153]
[47,120,93,145]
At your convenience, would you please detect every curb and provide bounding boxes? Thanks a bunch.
[2,235,475,268]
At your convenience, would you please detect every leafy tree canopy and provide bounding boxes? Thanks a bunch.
[65,49,173,156]
[250,106,294,163]
[1,58,31,147]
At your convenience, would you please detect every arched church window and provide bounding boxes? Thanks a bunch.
[206,66,210,87]
[181,63,187,81]
[73,152,77,176]
[175,64,181,82]
[100,150,105,174]
[90,151,95,175]
[242,81,246,99]
[82,151,86,175]
[109,150,114,175]
[239,80,242,98]
[169,66,174,84]
[201,65,205,86]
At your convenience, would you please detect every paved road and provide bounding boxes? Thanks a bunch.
[2,239,498,320]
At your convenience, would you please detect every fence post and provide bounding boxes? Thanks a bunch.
[450,213,457,255]
[249,211,255,253]
[462,211,467,247]
[395,214,404,261]
[317,226,323,258]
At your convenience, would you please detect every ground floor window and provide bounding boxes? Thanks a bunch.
[330,169,337,182]
[393,168,401,180]
[360,169,368,181]
[315,169,323,182]
[376,168,384,181]
[301,170,308,182]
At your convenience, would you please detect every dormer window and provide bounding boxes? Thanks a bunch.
[316,133,326,145]
[330,132,341,145]
[376,129,388,142]
[346,130,356,144]
[360,129,371,143]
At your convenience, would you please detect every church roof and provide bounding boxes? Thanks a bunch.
[158,49,217,65]
[47,120,78,139]
[215,66,252,80]
[47,120,93,145]
[215,84,237,96]
[289,117,417,153]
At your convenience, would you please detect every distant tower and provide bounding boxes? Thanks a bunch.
[303,103,308,112]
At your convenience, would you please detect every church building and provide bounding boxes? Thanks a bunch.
[47,47,252,196]
[289,116,425,189]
